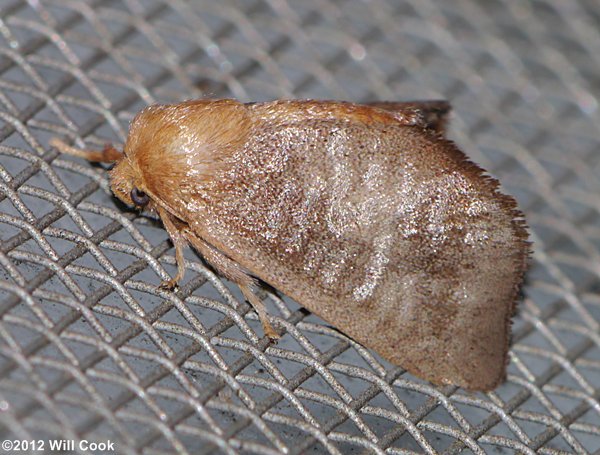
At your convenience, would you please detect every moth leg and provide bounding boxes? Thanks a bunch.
[50,138,122,163]
[182,228,279,340]
[156,207,187,290]
[364,100,451,134]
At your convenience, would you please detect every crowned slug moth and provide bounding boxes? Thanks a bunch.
[51,99,529,390]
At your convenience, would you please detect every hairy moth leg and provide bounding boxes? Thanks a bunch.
[156,207,187,290]
[50,138,122,163]
[182,227,279,340]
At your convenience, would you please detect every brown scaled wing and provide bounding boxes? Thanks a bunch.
[192,101,529,391]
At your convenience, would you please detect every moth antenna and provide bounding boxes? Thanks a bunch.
[50,138,123,163]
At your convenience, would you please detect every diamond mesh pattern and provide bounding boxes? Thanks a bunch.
[0,0,599,453]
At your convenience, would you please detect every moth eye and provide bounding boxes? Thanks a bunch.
[130,187,150,207]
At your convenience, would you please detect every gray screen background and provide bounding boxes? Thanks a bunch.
[0,1,598,454]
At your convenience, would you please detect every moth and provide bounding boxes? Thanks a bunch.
[51,99,529,391]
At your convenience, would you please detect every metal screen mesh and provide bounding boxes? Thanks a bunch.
[0,0,599,453]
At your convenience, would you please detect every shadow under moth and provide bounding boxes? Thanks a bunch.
[51,99,530,391]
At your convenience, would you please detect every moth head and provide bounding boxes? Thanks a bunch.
[109,156,151,209]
